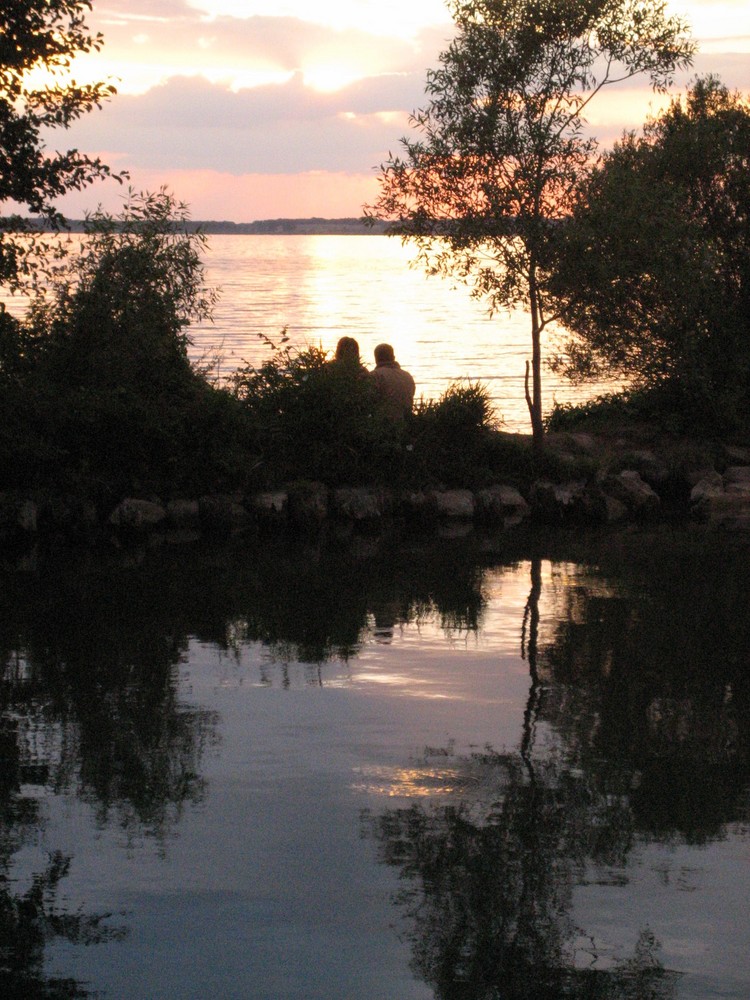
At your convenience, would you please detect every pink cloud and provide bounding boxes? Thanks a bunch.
[52,168,380,222]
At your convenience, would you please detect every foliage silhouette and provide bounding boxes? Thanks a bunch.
[365,0,694,447]
[549,76,750,437]
[0,0,125,290]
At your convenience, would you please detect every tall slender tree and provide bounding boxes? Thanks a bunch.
[365,0,694,447]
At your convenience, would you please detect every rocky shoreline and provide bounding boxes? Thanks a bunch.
[2,429,750,552]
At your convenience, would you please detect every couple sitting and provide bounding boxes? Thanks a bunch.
[334,337,415,420]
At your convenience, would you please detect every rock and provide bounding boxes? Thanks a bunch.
[603,495,630,523]
[399,490,431,519]
[287,482,328,527]
[723,444,750,465]
[692,492,750,532]
[332,486,388,522]
[475,484,530,526]
[0,495,40,540]
[529,479,604,525]
[689,472,724,505]
[690,469,724,505]
[252,490,288,516]
[166,499,200,529]
[428,488,476,519]
[199,494,251,533]
[437,521,474,539]
[724,466,750,495]
[622,449,669,483]
[16,499,38,534]
[604,470,661,517]
[108,498,166,532]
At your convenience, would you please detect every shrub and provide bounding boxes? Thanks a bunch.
[0,190,256,500]
[232,342,406,486]
[407,381,502,488]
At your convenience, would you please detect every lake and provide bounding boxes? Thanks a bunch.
[2,232,616,431]
[187,234,615,432]
[1,524,749,999]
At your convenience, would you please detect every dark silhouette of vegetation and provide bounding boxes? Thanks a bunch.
[364,0,694,448]
[0,0,125,291]
[548,76,750,438]
[232,340,512,489]
[0,191,252,502]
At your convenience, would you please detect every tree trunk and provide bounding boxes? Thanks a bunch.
[527,269,545,450]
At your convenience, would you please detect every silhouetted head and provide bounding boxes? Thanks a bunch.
[335,336,360,363]
[374,343,395,365]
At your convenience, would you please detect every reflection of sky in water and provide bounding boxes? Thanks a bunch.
[11,555,748,999]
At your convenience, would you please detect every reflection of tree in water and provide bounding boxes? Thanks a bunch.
[0,530,506,993]
[232,532,494,666]
[0,556,218,840]
[535,534,750,842]
[0,549,223,995]
[369,536,750,999]
[0,717,126,998]
[369,748,676,1000]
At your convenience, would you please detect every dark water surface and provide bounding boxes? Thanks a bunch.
[1,526,749,999]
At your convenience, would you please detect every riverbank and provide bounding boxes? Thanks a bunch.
[2,424,749,555]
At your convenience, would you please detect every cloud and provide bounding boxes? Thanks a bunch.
[88,4,452,93]
[50,0,750,220]
[58,69,429,175]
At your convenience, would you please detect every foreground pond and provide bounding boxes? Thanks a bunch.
[1,526,749,999]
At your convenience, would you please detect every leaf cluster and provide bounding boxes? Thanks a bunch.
[0,0,125,288]
[550,75,750,435]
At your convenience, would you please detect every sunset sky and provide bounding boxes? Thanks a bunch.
[51,0,750,221]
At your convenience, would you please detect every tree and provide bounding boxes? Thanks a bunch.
[549,76,750,434]
[42,188,217,391]
[0,1,123,288]
[364,0,694,447]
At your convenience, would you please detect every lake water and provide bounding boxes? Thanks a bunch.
[189,233,618,432]
[2,525,749,999]
[2,232,615,431]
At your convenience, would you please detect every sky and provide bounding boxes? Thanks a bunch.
[48,0,750,222]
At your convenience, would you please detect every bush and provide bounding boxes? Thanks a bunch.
[233,342,407,486]
[546,382,750,440]
[407,381,502,488]
[0,191,256,501]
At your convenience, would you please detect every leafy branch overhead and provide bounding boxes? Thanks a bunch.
[0,1,126,288]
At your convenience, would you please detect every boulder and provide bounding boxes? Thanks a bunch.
[108,498,166,533]
[689,472,724,505]
[398,490,431,520]
[166,499,200,528]
[603,470,661,517]
[692,492,750,532]
[603,495,630,524]
[621,449,670,486]
[287,482,328,527]
[428,488,476,519]
[723,444,750,465]
[528,480,604,525]
[199,494,251,533]
[0,495,40,541]
[475,484,530,526]
[724,466,750,495]
[332,486,388,522]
